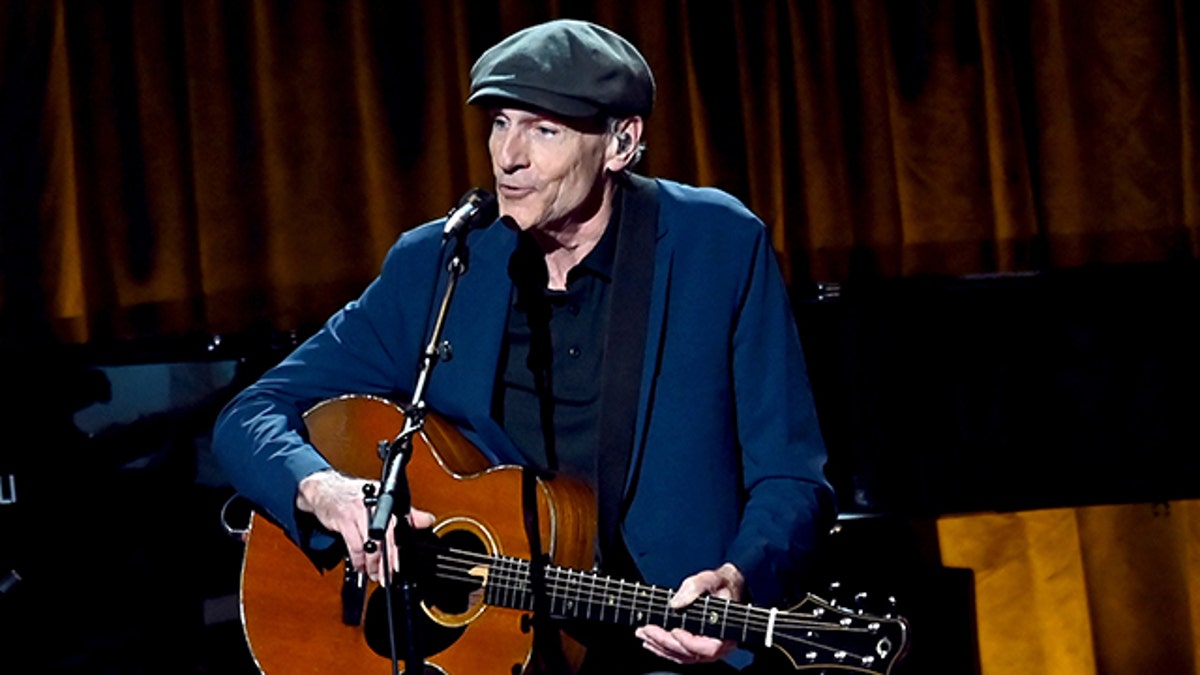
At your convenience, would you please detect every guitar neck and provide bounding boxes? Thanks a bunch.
[464,552,908,673]
[481,554,775,648]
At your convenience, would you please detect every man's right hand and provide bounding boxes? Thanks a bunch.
[295,469,436,582]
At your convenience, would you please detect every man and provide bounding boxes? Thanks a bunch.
[214,19,834,673]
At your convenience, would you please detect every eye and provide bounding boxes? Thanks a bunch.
[535,124,560,137]
[490,115,509,131]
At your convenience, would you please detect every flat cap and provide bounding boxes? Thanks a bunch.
[468,19,655,119]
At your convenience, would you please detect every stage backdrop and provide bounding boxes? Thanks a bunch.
[3,0,1197,342]
[3,2,1199,673]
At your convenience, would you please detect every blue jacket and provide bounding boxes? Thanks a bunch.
[213,177,833,608]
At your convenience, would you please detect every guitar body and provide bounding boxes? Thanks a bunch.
[240,395,597,674]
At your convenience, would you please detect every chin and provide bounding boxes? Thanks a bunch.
[499,208,541,232]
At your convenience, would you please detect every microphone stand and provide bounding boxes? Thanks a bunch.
[364,229,474,675]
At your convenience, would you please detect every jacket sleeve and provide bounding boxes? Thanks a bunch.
[722,223,836,605]
[211,227,441,553]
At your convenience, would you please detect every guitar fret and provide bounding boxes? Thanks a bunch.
[720,597,730,640]
[547,567,561,616]
[553,565,574,617]
[506,557,516,609]
[500,557,513,608]
[634,584,651,625]
[585,572,596,620]
[509,557,526,610]
[615,578,630,625]
[560,568,575,617]
[746,607,765,646]
[496,557,509,608]
[487,557,501,607]
[575,569,586,618]
[734,604,744,642]
[520,558,533,610]
[628,576,648,624]
[608,578,621,625]
[498,560,508,607]
[600,576,612,623]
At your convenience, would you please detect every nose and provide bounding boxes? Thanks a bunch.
[493,128,529,175]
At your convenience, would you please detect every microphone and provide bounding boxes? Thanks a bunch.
[442,188,498,240]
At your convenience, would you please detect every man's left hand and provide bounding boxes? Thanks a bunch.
[634,562,745,664]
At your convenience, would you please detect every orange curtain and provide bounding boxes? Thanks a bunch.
[2,0,1197,343]
[939,500,1200,674]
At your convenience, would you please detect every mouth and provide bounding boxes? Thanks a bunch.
[497,183,535,199]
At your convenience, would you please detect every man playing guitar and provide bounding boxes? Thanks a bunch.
[214,19,837,674]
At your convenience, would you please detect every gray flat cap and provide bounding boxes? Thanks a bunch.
[468,19,655,119]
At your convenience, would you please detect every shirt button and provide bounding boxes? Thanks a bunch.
[568,346,581,358]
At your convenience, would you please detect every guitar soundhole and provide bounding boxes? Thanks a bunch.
[361,528,488,663]
[424,528,487,615]
[364,586,464,664]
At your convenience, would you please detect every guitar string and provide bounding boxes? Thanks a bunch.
[416,547,891,662]
[427,548,883,634]
[427,559,885,664]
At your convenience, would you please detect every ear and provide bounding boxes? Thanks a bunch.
[605,117,644,172]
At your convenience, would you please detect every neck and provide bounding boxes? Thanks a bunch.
[533,182,615,290]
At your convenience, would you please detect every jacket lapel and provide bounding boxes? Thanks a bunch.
[621,175,671,507]
[428,221,522,464]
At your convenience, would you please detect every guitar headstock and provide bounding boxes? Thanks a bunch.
[768,589,909,674]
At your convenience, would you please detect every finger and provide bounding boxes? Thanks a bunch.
[638,624,733,665]
[371,511,402,583]
[669,580,700,609]
[361,537,383,582]
[342,512,371,573]
[669,629,734,661]
[346,543,367,573]
[670,570,716,609]
[636,626,690,664]
[387,514,401,576]
[408,507,436,529]
[642,639,684,664]
[348,504,384,581]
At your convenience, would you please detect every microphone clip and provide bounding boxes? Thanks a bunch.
[442,188,498,241]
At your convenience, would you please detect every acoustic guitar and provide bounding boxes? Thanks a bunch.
[239,395,909,674]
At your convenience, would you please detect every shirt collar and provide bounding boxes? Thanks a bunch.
[569,185,621,284]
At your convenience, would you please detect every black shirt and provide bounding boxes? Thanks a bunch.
[492,212,618,491]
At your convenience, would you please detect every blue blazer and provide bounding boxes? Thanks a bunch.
[214,177,833,608]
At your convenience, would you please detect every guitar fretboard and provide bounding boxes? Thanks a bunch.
[482,554,767,644]
[431,549,905,673]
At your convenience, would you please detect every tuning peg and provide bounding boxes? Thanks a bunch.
[826,581,843,604]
